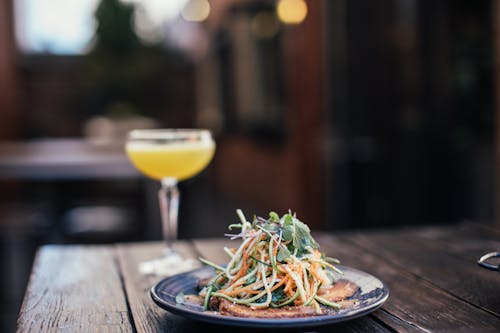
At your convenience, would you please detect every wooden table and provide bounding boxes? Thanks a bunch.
[17,222,500,332]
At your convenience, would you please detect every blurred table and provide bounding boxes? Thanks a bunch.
[0,138,147,241]
[0,138,139,180]
[17,222,500,332]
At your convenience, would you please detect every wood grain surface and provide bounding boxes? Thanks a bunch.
[116,242,201,333]
[17,223,500,333]
[316,233,500,332]
[17,245,133,332]
[348,226,500,316]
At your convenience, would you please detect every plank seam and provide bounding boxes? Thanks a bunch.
[113,247,138,333]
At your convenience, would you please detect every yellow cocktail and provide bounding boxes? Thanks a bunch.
[126,140,215,181]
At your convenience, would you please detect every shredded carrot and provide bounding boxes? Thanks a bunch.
[270,276,288,292]
[198,210,344,310]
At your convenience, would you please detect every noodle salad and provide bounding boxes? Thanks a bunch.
[198,210,343,313]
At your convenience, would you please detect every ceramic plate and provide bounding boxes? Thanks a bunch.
[150,265,388,328]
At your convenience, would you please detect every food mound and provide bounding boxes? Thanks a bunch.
[197,210,359,318]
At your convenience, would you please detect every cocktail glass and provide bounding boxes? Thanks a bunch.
[126,129,215,275]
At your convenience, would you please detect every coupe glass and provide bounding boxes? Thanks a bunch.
[126,129,215,275]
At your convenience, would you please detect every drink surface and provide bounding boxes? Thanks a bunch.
[126,141,215,181]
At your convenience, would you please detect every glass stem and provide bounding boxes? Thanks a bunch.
[158,177,179,251]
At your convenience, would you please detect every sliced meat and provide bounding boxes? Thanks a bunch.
[317,279,359,302]
[214,280,360,318]
[209,295,220,310]
[218,299,320,318]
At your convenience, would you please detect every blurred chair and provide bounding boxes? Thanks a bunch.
[62,205,137,243]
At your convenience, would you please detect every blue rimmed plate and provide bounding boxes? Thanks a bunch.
[150,265,389,328]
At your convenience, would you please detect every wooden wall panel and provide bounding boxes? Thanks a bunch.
[282,0,327,229]
[494,0,500,228]
[0,0,19,139]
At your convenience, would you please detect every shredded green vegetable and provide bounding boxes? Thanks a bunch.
[198,210,344,313]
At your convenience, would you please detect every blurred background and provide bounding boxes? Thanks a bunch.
[0,0,498,330]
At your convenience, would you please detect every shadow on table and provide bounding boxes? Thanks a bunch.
[154,312,386,333]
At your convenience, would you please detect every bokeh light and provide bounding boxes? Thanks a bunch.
[277,0,307,25]
[181,0,210,23]
[14,0,100,54]
[123,0,188,44]
[251,11,280,39]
